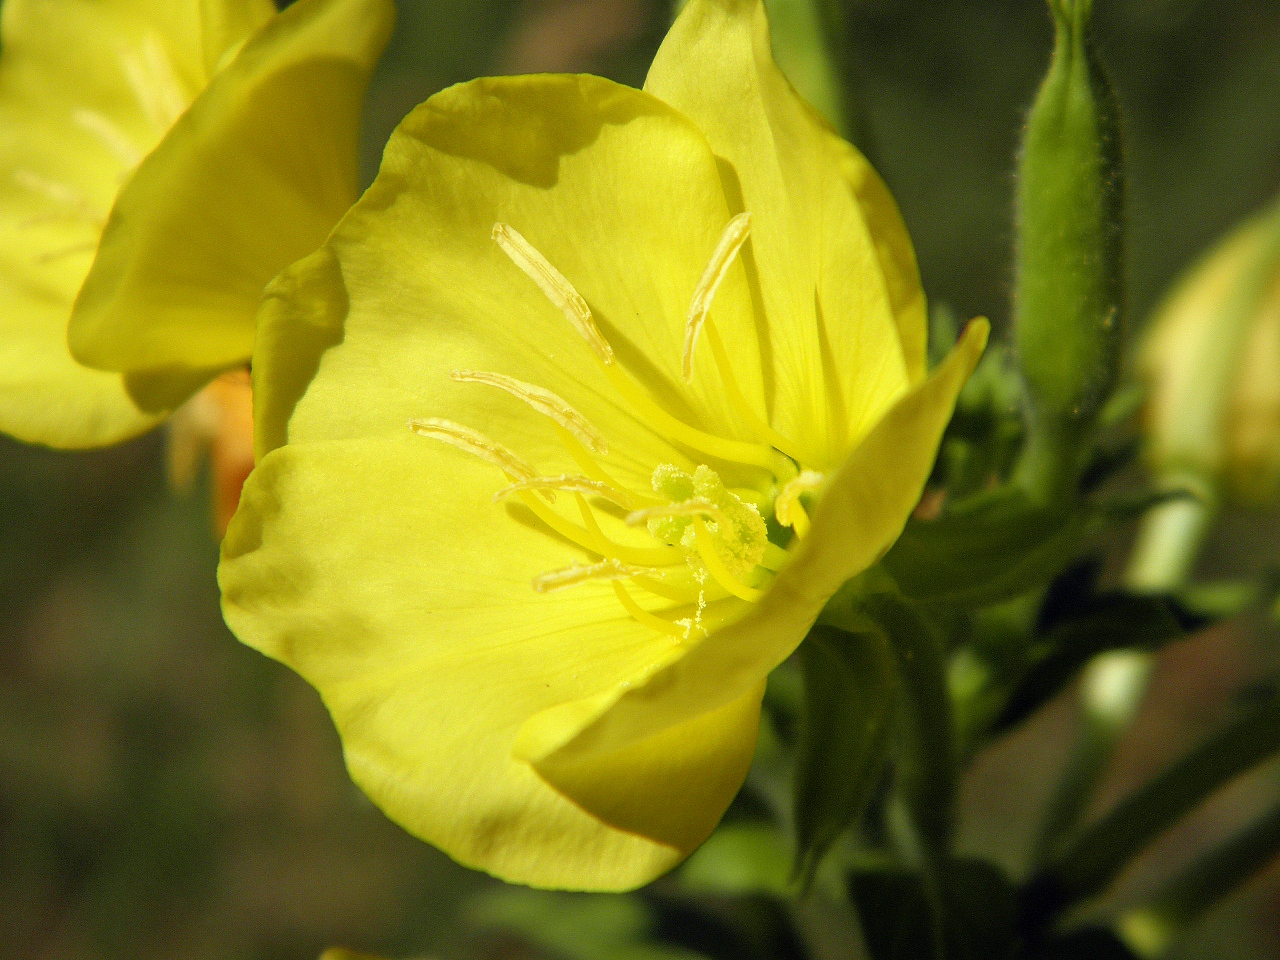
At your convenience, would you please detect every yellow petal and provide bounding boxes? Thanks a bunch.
[219,436,762,890]
[252,74,770,491]
[516,320,988,769]
[68,0,394,396]
[646,0,912,468]
[0,0,265,445]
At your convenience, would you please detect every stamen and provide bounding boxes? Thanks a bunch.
[532,558,648,593]
[408,417,540,485]
[74,110,143,168]
[451,370,608,454]
[683,212,751,382]
[552,426,662,508]
[35,240,98,264]
[15,170,104,225]
[492,223,613,363]
[775,470,825,539]
[602,362,782,473]
[494,474,633,508]
[514,488,683,567]
[122,35,188,132]
[611,582,689,639]
[692,518,765,602]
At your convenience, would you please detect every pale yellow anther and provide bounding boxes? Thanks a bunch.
[451,370,608,455]
[492,222,613,364]
[408,417,540,486]
[683,212,752,382]
[532,558,649,594]
[775,469,825,537]
[73,110,144,168]
[493,474,633,508]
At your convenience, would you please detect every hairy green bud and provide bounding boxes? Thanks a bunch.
[1013,0,1125,493]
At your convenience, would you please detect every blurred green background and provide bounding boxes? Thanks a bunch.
[3,0,1280,958]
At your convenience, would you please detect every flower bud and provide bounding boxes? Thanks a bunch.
[1013,0,1125,445]
[1140,206,1280,504]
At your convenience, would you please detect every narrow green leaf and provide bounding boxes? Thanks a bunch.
[1118,803,1280,957]
[792,626,896,882]
[1043,687,1280,903]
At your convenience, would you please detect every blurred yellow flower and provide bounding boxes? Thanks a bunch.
[0,0,392,448]
[219,0,986,890]
[1141,205,1280,504]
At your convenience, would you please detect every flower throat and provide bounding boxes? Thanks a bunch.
[412,214,825,641]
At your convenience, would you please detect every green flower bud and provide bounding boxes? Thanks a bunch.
[1140,203,1280,505]
[1013,0,1125,475]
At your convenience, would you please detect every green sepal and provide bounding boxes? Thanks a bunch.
[791,625,896,884]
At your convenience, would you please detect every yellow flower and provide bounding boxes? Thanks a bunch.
[1141,205,1280,504]
[219,0,988,890]
[0,0,392,448]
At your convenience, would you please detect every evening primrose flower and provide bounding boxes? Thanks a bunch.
[0,0,392,448]
[220,0,988,890]
[1141,206,1280,504]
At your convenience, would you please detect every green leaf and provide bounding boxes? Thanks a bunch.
[1028,928,1138,960]
[1043,685,1280,904]
[823,592,956,856]
[849,868,937,960]
[680,821,794,898]
[994,590,1190,734]
[468,890,710,960]
[880,487,1087,606]
[848,858,1017,960]
[792,626,896,883]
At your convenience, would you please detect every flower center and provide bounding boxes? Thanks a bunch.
[411,214,825,641]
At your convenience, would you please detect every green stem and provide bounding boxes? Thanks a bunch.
[1117,803,1280,957]
[1013,416,1083,505]
[1044,693,1280,904]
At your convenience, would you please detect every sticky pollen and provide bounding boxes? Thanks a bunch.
[408,417,540,486]
[493,474,633,508]
[492,222,614,364]
[451,370,608,455]
[775,469,825,538]
[532,558,649,593]
[683,212,752,382]
[626,497,728,529]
